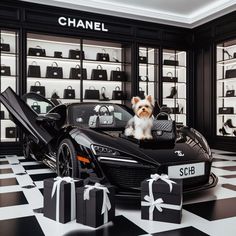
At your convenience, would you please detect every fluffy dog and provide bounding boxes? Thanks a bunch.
[125,95,154,140]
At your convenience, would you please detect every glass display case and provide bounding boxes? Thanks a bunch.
[0,29,19,142]
[216,39,236,137]
[162,49,187,126]
[26,33,132,115]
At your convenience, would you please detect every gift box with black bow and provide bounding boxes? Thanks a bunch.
[76,183,115,228]
[141,174,182,224]
[43,177,84,224]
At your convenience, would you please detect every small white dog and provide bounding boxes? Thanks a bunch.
[125,95,154,140]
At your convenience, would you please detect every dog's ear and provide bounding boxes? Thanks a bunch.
[131,97,140,105]
[146,95,154,106]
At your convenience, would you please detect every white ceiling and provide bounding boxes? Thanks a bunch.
[23,0,236,28]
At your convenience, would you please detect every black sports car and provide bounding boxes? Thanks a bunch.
[0,87,217,197]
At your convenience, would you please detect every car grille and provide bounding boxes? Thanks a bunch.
[101,163,157,189]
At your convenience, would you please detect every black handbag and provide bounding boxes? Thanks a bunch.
[112,86,126,100]
[69,49,85,60]
[1,65,11,76]
[5,127,16,138]
[139,51,147,63]
[46,62,63,79]
[162,72,178,83]
[31,102,41,114]
[30,81,45,97]
[63,86,75,99]
[0,38,10,52]
[110,67,127,81]
[46,105,53,113]
[139,75,149,82]
[69,64,87,79]
[28,61,41,78]
[138,87,145,99]
[219,107,234,114]
[84,86,100,99]
[91,65,108,80]
[160,105,171,114]
[96,49,110,61]
[152,113,177,144]
[164,56,179,66]
[89,105,115,128]
[28,46,46,57]
[225,68,236,78]
[54,51,62,58]
[0,111,4,119]
[226,86,235,97]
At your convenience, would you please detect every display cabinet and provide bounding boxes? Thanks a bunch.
[26,33,132,114]
[216,39,236,137]
[162,49,187,126]
[0,29,19,142]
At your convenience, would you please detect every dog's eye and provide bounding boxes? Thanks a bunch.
[138,106,142,109]
[145,105,149,108]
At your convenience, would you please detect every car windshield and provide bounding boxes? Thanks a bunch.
[67,103,133,129]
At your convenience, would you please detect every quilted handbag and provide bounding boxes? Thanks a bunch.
[112,86,126,100]
[152,113,177,144]
[0,38,10,52]
[219,107,234,114]
[28,45,46,57]
[46,62,63,79]
[164,56,179,66]
[96,49,110,61]
[27,61,41,78]
[54,51,62,58]
[63,86,75,99]
[89,105,115,128]
[31,102,41,114]
[84,86,100,99]
[138,87,145,99]
[30,81,45,97]
[110,67,127,81]
[5,127,16,138]
[1,65,11,76]
[162,72,178,83]
[0,111,4,119]
[69,49,85,60]
[69,64,87,79]
[91,65,108,80]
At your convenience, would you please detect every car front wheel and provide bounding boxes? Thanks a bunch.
[57,138,78,178]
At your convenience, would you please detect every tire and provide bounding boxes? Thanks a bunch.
[57,138,78,178]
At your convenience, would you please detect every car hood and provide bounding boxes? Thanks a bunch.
[70,127,211,166]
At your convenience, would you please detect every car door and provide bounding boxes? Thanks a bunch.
[0,87,54,145]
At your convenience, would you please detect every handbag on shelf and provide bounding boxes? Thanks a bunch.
[5,127,16,138]
[0,38,10,52]
[160,105,172,114]
[162,72,178,83]
[139,51,147,63]
[233,52,236,58]
[31,102,41,114]
[139,75,149,82]
[54,51,62,58]
[46,105,53,113]
[219,107,234,114]
[89,105,115,128]
[112,86,126,100]
[91,65,108,80]
[96,49,110,61]
[0,111,4,119]
[152,113,177,144]
[30,81,45,97]
[164,56,179,66]
[69,64,87,79]
[28,45,46,57]
[138,87,145,99]
[27,61,41,78]
[84,86,100,100]
[46,62,63,79]
[63,86,75,99]
[1,65,11,76]
[110,67,127,81]
[225,86,235,97]
[69,49,85,60]
[225,67,236,78]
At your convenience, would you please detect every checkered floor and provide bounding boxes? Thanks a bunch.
[0,150,236,236]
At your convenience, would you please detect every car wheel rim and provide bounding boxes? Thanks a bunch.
[58,143,73,177]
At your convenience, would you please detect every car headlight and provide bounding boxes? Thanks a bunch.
[91,144,120,156]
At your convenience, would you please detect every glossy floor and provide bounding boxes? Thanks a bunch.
[0,150,236,236]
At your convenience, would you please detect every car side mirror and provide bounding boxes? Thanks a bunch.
[36,113,61,122]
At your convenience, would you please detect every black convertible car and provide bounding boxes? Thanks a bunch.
[0,87,217,197]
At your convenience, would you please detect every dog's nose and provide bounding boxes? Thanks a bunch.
[142,108,145,111]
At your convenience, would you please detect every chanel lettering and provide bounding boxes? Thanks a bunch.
[58,17,108,32]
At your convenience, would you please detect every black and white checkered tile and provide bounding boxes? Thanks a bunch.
[0,150,236,236]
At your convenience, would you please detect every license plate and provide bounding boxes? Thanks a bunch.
[168,162,205,179]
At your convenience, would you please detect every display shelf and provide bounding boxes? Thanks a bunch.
[163,98,186,100]
[27,77,81,82]
[162,81,186,84]
[1,52,18,57]
[163,65,186,70]
[217,78,236,82]
[218,96,236,99]
[217,114,236,116]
